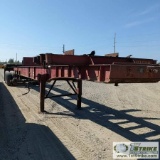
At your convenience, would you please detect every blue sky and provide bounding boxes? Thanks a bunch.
[0,0,160,62]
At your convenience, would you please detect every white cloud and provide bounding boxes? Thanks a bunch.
[134,4,160,17]
[125,17,155,28]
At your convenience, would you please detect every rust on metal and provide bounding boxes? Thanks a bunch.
[105,53,119,57]
[14,53,160,83]
[12,52,160,112]
[63,49,74,55]
[39,74,46,112]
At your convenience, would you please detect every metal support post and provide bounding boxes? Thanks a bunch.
[39,75,46,112]
[77,79,82,109]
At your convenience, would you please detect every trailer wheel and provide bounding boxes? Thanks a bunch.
[5,71,13,86]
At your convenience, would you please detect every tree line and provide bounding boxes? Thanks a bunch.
[0,58,21,64]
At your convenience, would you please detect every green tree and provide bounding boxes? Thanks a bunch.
[8,58,14,64]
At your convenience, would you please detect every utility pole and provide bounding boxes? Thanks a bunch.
[113,33,116,53]
[63,44,65,53]
[16,53,17,62]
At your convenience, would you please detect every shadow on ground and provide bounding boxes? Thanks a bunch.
[0,82,75,160]
[29,82,160,142]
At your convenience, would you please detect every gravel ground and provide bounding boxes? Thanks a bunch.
[0,69,159,160]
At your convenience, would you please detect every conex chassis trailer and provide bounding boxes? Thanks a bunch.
[4,52,160,113]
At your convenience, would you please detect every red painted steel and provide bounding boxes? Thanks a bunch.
[13,53,160,83]
[45,54,89,65]
[12,53,160,112]
[23,57,38,66]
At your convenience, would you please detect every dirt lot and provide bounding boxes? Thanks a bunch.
[0,69,159,160]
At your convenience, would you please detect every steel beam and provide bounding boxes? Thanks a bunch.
[39,74,47,112]
[77,79,82,109]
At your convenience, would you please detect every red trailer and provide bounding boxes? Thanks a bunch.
[4,51,160,112]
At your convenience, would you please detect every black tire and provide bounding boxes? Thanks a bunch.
[5,71,13,86]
